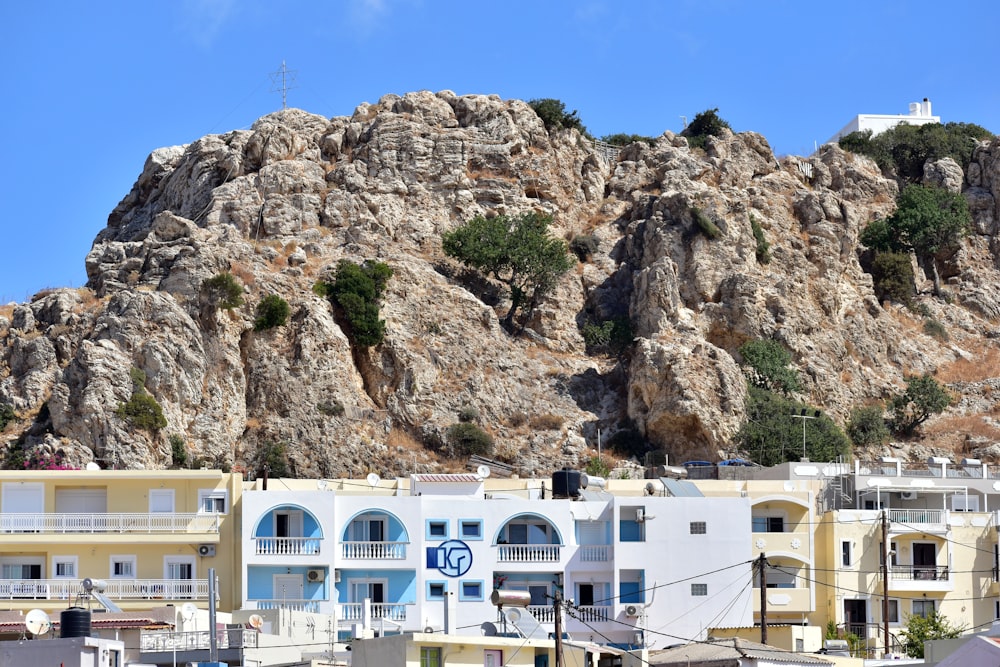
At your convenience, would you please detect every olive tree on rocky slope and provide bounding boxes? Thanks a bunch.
[442,212,574,331]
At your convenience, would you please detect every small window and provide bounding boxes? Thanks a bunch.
[752,516,784,533]
[110,556,136,578]
[460,519,483,540]
[691,583,708,596]
[886,599,899,624]
[427,581,447,600]
[420,647,442,667]
[198,490,228,514]
[53,557,77,578]
[689,521,706,535]
[912,599,935,618]
[426,520,449,539]
[460,580,484,601]
[841,540,852,567]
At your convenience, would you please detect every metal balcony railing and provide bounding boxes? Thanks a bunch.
[889,565,949,581]
[497,544,561,563]
[253,537,321,555]
[0,513,220,534]
[340,541,407,560]
[0,578,212,600]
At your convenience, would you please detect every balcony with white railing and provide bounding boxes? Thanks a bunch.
[249,598,323,613]
[341,541,407,560]
[253,536,322,556]
[340,602,409,622]
[0,513,220,534]
[571,605,611,623]
[497,544,562,563]
[0,578,213,602]
[579,545,611,562]
[888,509,947,533]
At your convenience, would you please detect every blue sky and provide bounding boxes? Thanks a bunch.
[2,0,998,303]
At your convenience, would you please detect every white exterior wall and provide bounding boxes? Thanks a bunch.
[826,100,940,145]
[241,480,754,648]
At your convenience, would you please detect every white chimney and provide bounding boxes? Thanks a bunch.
[922,98,932,117]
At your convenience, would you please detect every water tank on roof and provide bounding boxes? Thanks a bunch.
[60,607,91,638]
[551,467,581,499]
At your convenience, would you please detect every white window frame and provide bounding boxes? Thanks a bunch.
[198,489,228,514]
[912,599,936,618]
[349,578,389,604]
[164,555,196,580]
[149,489,175,513]
[274,510,304,537]
[53,555,78,578]
[110,555,137,579]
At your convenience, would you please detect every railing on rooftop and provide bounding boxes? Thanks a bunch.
[0,578,212,601]
[856,459,1000,480]
[0,513,220,534]
[140,628,257,652]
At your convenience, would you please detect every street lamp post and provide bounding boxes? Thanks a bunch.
[790,409,820,459]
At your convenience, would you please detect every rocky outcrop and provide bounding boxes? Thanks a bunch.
[3,91,1000,474]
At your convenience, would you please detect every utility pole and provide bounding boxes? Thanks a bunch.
[269,61,298,109]
[757,552,768,645]
[882,510,890,657]
[553,590,565,667]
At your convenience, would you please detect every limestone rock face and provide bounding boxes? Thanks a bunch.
[4,92,1000,474]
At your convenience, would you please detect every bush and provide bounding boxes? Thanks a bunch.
[445,422,494,457]
[530,414,564,431]
[869,251,915,306]
[569,234,599,261]
[0,403,14,430]
[682,108,732,150]
[691,206,721,239]
[581,316,633,357]
[889,374,952,436]
[736,387,850,466]
[739,339,801,396]
[900,611,965,658]
[117,392,167,433]
[600,133,654,146]
[585,456,611,477]
[254,294,290,331]
[201,272,244,310]
[529,98,588,135]
[923,318,948,341]
[839,121,994,182]
[458,405,480,423]
[324,260,393,347]
[750,215,771,264]
[317,400,345,417]
[169,434,188,468]
[259,441,291,478]
[846,405,890,448]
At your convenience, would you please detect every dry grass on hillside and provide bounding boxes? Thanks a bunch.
[922,414,1000,454]
[938,346,1000,384]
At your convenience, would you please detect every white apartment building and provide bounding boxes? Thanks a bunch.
[239,471,753,650]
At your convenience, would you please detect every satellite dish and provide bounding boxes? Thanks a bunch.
[481,621,498,637]
[477,465,491,479]
[424,625,435,634]
[366,473,380,487]
[85,462,100,471]
[248,614,264,630]
[25,609,51,636]
[181,603,198,621]
[504,608,522,624]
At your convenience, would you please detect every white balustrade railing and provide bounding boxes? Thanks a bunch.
[252,598,321,613]
[497,544,561,562]
[140,629,257,652]
[574,605,611,622]
[579,545,610,562]
[253,537,321,555]
[0,578,211,600]
[888,509,946,525]
[339,602,408,621]
[0,513,219,534]
[341,541,407,560]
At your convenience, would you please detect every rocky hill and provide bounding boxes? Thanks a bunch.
[3,90,1000,477]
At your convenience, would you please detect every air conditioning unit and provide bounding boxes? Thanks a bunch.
[900,491,918,501]
[624,604,640,617]
[197,544,216,557]
[307,569,325,583]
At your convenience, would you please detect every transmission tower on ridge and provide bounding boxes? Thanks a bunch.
[269,61,298,109]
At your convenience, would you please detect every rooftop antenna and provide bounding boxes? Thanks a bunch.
[269,61,298,109]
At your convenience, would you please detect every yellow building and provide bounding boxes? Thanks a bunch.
[0,468,242,614]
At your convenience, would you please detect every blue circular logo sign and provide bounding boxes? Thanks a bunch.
[427,539,473,577]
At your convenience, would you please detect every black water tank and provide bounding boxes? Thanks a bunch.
[60,607,92,638]
[551,467,581,499]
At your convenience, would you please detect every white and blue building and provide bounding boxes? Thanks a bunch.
[240,472,753,649]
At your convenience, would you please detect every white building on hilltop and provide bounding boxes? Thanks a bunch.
[239,471,753,650]
[827,98,940,145]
